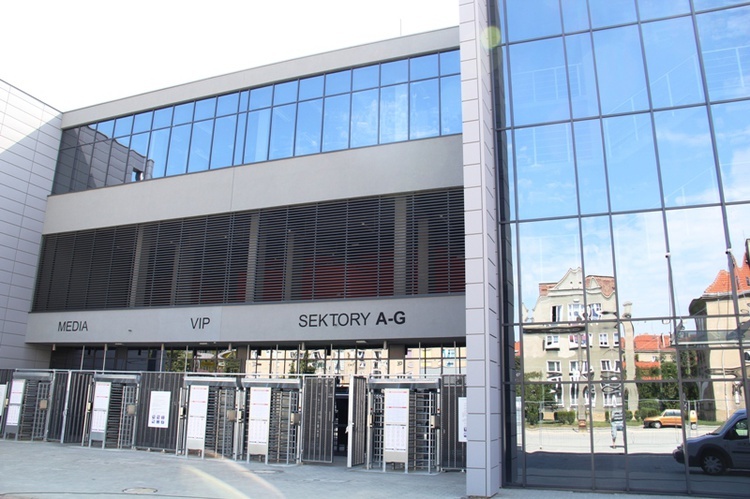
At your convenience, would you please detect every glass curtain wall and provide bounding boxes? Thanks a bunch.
[498,0,750,495]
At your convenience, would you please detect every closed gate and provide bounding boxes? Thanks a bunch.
[242,377,301,464]
[301,376,336,463]
[85,374,140,449]
[441,374,466,470]
[3,371,53,441]
[180,376,238,458]
[347,376,367,467]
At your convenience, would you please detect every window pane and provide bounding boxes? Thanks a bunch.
[152,108,173,129]
[97,120,114,138]
[166,124,191,176]
[148,128,170,178]
[574,120,608,214]
[582,216,614,278]
[410,79,439,139]
[188,120,213,173]
[130,132,149,157]
[353,65,379,91]
[410,54,438,80]
[113,116,133,137]
[643,17,704,108]
[379,84,408,144]
[239,90,249,112]
[269,104,296,159]
[603,114,661,211]
[712,100,750,202]
[637,0,690,20]
[250,86,273,109]
[695,0,748,10]
[132,111,153,134]
[325,70,351,96]
[697,6,750,101]
[510,38,569,126]
[274,81,298,105]
[440,75,461,135]
[566,33,599,119]
[211,115,237,169]
[194,97,216,121]
[217,93,240,116]
[295,99,323,156]
[299,75,324,100]
[244,109,271,163]
[381,60,408,86]
[589,0,636,28]
[173,102,194,125]
[594,26,649,114]
[506,0,562,42]
[515,123,577,219]
[351,89,379,148]
[234,113,247,165]
[654,107,719,207]
[322,94,350,152]
[561,0,589,32]
[440,50,460,75]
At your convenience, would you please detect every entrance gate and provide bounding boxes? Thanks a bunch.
[180,376,238,458]
[347,376,367,467]
[3,371,54,441]
[241,377,300,464]
[85,374,140,449]
[301,376,336,463]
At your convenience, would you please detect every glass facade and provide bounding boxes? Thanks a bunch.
[51,50,461,194]
[498,0,750,495]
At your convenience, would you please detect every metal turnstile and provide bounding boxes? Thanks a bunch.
[84,374,140,449]
[241,377,301,464]
[366,378,441,473]
[179,376,238,458]
[3,371,54,441]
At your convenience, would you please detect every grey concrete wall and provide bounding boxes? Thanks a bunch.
[0,80,62,369]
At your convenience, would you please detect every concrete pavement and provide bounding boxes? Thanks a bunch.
[0,439,710,499]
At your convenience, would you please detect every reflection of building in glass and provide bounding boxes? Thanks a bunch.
[689,243,750,421]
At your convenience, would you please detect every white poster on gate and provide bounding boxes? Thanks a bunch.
[91,382,112,433]
[384,388,409,462]
[247,387,271,456]
[148,391,171,428]
[6,379,26,427]
[186,385,209,451]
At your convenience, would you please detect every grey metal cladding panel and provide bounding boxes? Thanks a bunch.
[61,27,459,128]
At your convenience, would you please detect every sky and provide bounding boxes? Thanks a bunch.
[1,0,459,111]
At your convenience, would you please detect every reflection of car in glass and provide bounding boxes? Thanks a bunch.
[673,409,749,475]
[643,409,697,429]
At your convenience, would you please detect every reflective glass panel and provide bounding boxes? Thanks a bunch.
[582,216,614,278]
[90,141,109,188]
[274,81,298,105]
[148,128,170,178]
[152,108,172,129]
[353,65,378,91]
[410,79,439,139]
[561,0,589,33]
[612,211,669,319]
[381,60,408,86]
[574,120,608,214]
[515,123,577,219]
[113,116,133,138]
[726,203,750,264]
[233,113,247,165]
[244,108,271,163]
[695,0,749,10]
[269,103,296,159]
[194,97,216,121]
[654,107,719,207]
[666,206,727,319]
[589,0,636,28]
[642,17,704,108]
[188,120,213,173]
[410,54,438,80]
[96,120,114,138]
[130,132,149,157]
[351,89,378,148]
[210,115,237,169]
[132,111,153,134]
[440,50,460,75]
[295,99,323,156]
[637,0,690,20]
[566,33,599,119]
[697,6,750,100]
[250,86,273,110]
[711,100,750,202]
[239,90,249,112]
[216,93,240,116]
[166,124,190,175]
[299,75,324,101]
[440,75,462,135]
[603,114,661,211]
[379,84,408,144]
[322,94,350,152]
[173,102,194,125]
[325,70,351,96]
[509,38,569,126]
[506,0,561,41]
[594,26,649,114]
